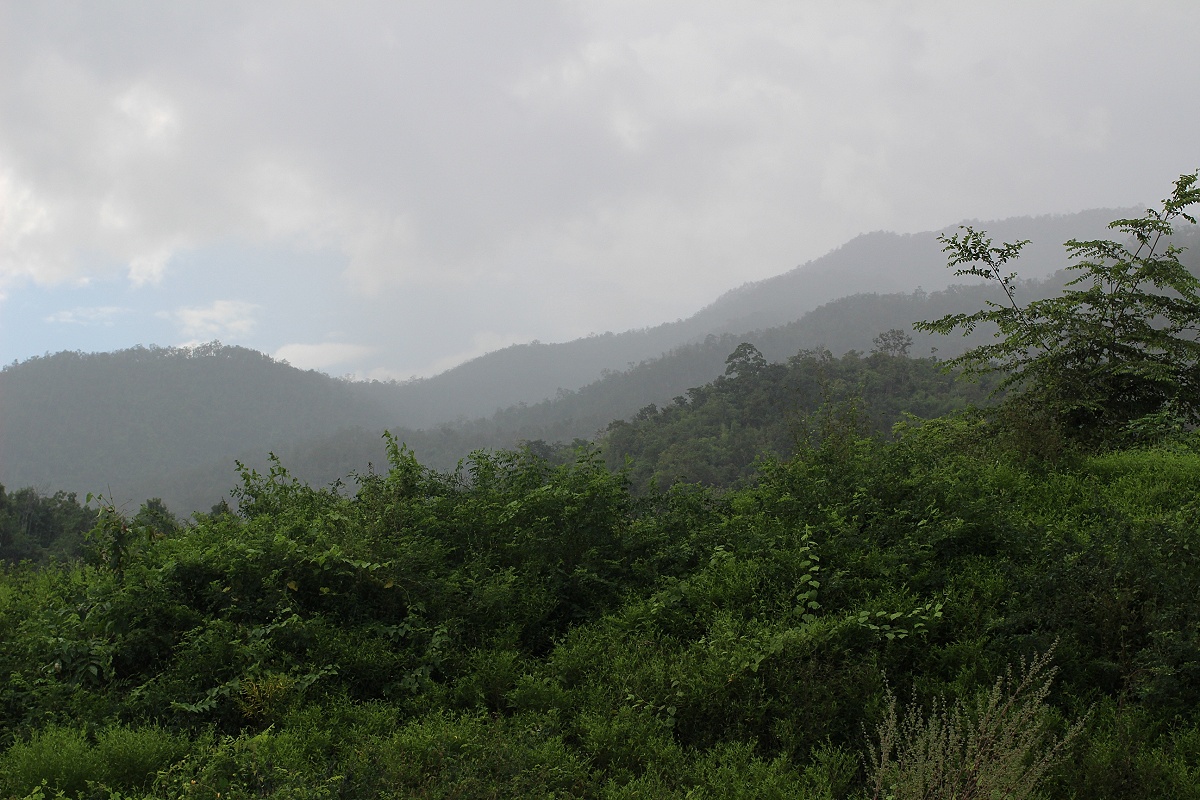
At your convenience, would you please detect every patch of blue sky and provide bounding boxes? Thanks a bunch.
[1,241,349,368]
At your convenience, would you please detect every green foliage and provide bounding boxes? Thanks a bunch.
[83,496,142,578]
[603,345,996,492]
[917,171,1200,442]
[350,711,591,798]
[872,328,913,357]
[0,486,93,565]
[0,726,99,798]
[0,724,189,798]
[1053,704,1200,800]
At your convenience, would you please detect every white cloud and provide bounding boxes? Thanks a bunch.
[274,342,373,372]
[44,306,127,326]
[127,246,177,286]
[160,300,260,341]
[113,84,180,145]
[0,166,57,287]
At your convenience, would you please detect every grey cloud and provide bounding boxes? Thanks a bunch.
[2,2,1198,377]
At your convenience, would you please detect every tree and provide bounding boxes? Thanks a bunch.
[872,329,913,357]
[724,342,767,379]
[915,171,1200,440]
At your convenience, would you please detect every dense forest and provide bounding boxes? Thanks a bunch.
[601,340,1000,492]
[3,177,1200,798]
[0,339,994,561]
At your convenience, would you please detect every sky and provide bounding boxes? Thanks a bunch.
[1,1,1198,380]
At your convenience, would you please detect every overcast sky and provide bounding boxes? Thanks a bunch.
[1,1,1198,379]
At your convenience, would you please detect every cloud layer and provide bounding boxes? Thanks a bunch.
[2,2,1198,377]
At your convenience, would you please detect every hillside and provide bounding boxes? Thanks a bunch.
[0,343,394,508]
[600,346,1000,492]
[132,273,1044,512]
[686,208,1130,335]
[0,269,1143,514]
[4,183,1200,798]
[4,400,1200,798]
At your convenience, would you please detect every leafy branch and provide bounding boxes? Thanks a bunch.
[915,170,1200,439]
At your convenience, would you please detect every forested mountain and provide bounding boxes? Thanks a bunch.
[158,261,1155,512]
[0,276,1038,514]
[601,345,1000,492]
[0,343,395,511]
[683,207,1131,336]
[2,212,1194,515]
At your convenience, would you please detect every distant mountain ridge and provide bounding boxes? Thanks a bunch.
[688,208,1133,335]
[0,343,394,507]
[375,208,1131,427]
[2,206,1185,513]
[0,277,1050,513]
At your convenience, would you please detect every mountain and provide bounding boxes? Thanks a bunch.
[600,346,1002,493]
[366,209,1133,427]
[686,208,1132,336]
[31,275,1032,513]
[3,209,1192,513]
[0,343,394,508]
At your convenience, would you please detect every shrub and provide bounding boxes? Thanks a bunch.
[865,647,1085,800]
[0,726,100,798]
[916,171,1200,444]
[93,724,191,789]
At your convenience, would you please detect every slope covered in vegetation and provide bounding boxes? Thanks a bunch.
[0,276,1044,514]
[8,209,1183,516]
[365,208,1130,426]
[0,344,394,510]
[601,342,999,492]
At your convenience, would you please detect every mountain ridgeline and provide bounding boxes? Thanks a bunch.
[364,208,1131,427]
[0,208,1194,515]
[0,281,1028,514]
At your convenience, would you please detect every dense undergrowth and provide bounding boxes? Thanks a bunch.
[3,407,1200,798]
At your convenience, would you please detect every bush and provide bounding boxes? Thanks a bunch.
[865,647,1085,800]
[0,724,190,798]
[93,724,191,788]
[0,726,100,798]
[370,712,593,798]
